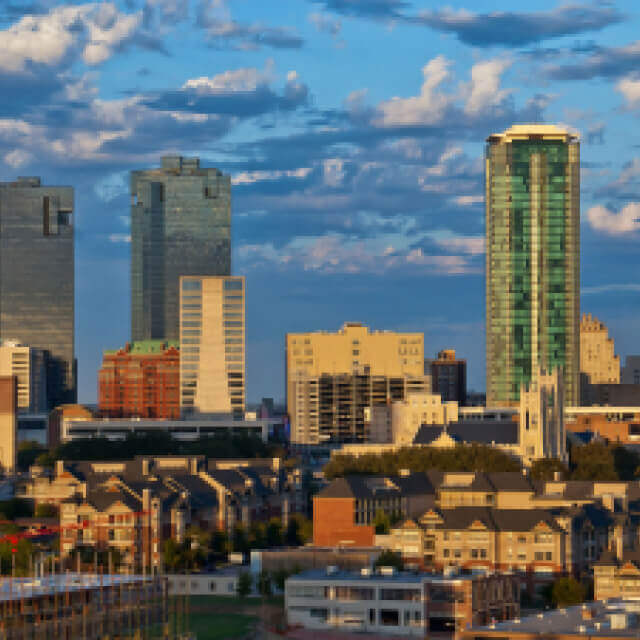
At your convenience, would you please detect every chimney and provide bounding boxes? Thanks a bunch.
[55,459,64,477]
[142,458,150,476]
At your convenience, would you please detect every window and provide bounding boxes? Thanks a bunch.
[380,610,399,626]
[224,279,243,290]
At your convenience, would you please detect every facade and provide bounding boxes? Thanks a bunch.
[98,340,180,419]
[286,569,519,637]
[430,349,467,404]
[287,323,427,444]
[57,414,271,443]
[518,368,566,464]
[580,313,620,385]
[131,156,231,342]
[48,403,94,448]
[0,341,47,413]
[565,406,640,444]
[594,551,640,601]
[582,383,640,406]
[0,177,75,407]
[0,376,16,473]
[180,276,245,416]
[622,356,640,385]
[485,125,580,407]
[20,456,303,571]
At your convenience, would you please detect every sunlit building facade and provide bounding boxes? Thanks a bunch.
[179,276,245,417]
[485,125,580,406]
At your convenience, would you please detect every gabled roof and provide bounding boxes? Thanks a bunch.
[413,421,519,446]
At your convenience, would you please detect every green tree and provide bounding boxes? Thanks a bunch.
[374,510,391,535]
[266,518,283,547]
[34,503,58,518]
[237,571,252,597]
[570,442,618,481]
[550,577,586,607]
[374,550,404,571]
[257,571,272,596]
[232,525,249,554]
[530,458,568,481]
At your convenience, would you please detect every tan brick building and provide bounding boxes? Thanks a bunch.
[287,323,427,444]
[580,312,620,385]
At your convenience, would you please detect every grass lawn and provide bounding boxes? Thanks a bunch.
[182,611,256,640]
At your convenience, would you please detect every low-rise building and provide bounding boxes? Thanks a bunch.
[462,600,640,639]
[594,549,640,601]
[167,569,240,596]
[285,568,519,637]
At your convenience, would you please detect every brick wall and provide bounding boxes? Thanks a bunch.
[313,496,375,547]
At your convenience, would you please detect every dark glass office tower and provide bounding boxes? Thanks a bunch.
[485,125,580,407]
[0,178,76,407]
[131,156,231,341]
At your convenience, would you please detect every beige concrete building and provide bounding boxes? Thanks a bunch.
[179,276,245,417]
[0,341,47,413]
[365,392,459,446]
[580,312,620,385]
[518,368,566,465]
[286,323,427,444]
[0,376,16,474]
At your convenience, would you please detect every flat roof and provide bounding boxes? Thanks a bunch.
[288,569,479,584]
[487,124,579,143]
[0,574,154,602]
[471,600,640,637]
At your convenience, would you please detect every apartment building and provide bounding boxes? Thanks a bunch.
[0,341,47,413]
[287,323,427,445]
[580,313,620,387]
[594,549,640,600]
[18,455,305,571]
[429,349,467,404]
[98,340,180,419]
[285,568,519,637]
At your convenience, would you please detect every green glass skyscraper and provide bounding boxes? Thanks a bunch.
[485,125,580,406]
[131,156,231,342]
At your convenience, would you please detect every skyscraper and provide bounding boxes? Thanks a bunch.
[131,156,231,342]
[179,276,245,417]
[485,125,580,406]
[0,178,75,407]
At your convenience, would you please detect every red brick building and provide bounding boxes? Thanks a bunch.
[98,341,180,419]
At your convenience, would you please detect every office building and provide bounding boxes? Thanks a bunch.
[287,323,427,445]
[179,276,245,416]
[580,313,620,385]
[0,376,16,474]
[131,156,231,342]
[0,178,75,407]
[0,341,47,413]
[622,355,640,385]
[429,349,467,404]
[485,125,580,406]
[98,340,180,419]
[286,569,519,637]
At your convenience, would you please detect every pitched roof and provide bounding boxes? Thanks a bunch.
[413,421,519,446]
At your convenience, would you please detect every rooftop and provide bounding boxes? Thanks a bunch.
[288,568,478,584]
[470,600,640,637]
[487,123,579,143]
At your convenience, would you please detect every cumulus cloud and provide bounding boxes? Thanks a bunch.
[375,56,452,126]
[0,2,158,72]
[463,58,512,115]
[586,203,640,235]
[415,5,623,48]
[617,75,640,108]
[196,0,303,50]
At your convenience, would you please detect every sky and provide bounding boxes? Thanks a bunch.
[0,0,639,404]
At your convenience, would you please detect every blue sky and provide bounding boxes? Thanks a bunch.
[1,0,639,403]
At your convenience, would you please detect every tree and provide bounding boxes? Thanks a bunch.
[266,518,283,548]
[570,442,618,481]
[374,550,404,571]
[257,571,272,596]
[550,577,586,607]
[34,503,58,518]
[237,571,252,597]
[374,510,391,535]
[530,458,568,481]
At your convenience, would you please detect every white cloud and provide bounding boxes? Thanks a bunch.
[4,149,32,168]
[375,56,452,126]
[0,3,144,72]
[454,195,483,206]
[183,61,274,93]
[617,76,640,107]
[430,233,485,255]
[586,203,640,235]
[232,167,312,185]
[582,283,640,294]
[463,58,512,115]
[323,158,346,187]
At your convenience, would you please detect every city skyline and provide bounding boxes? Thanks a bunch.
[0,1,639,403]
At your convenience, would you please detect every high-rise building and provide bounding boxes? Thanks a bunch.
[430,349,467,404]
[98,341,180,419]
[179,276,245,417]
[0,342,47,413]
[485,125,580,406]
[622,356,640,385]
[0,376,17,474]
[131,156,231,342]
[0,178,75,407]
[580,313,619,386]
[286,323,427,445]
